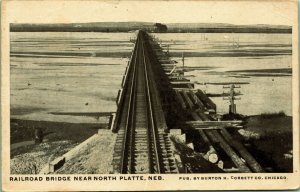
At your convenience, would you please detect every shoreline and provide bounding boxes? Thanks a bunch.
[10,118,109,174]
[10,118,108,145]
[10,112,293,173]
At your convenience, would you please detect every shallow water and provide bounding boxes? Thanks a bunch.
[154,33,292,116]
[10,32,135,123]
[10,32,292,123]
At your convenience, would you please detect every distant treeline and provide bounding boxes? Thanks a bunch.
[11,25,154,32]
[10,22,169,33]
[167,27,291,33]
[10,22,292,33]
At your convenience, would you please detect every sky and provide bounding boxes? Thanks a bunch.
[4,0,297,26]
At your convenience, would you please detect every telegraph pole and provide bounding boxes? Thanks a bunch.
[166,44,169,56]
[179,52,185,79]
[182,52,185,72]
[223,84,241,114]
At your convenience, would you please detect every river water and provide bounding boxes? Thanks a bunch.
[10,32,292,123]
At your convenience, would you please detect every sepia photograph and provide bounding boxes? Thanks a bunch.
[2,0,299,191]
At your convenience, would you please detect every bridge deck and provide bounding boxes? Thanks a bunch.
[112,31,178,174]
[111,31,264,174]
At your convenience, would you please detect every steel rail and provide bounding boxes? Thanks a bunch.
[120,33,140,173]
[141,35,162,174]
[120,31,164,173]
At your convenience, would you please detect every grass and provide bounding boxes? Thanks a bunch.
[236,112,293,172]
[10,118,106,174]
[259,111,287,119]
[10,118,107,144]
[243,111,291,138]
[11,141,76,174]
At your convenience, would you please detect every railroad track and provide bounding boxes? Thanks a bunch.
[112,31,178,174]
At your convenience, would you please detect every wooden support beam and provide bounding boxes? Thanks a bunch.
[220,128,264,173]
[191,112,219,164]
[191,112,202,121]
[196,111,211,121]
[205,130,252,173]
[196,90,217,111]
[188,112,251,172]
[185,120,243,126]
[159,59,176,64]
[181,91,194,109]
[161,64,176,66]
[189,90,206,110]
[191,126,243,130]
[162,67,175,70]
[173,88,198,91]
[190,121,242,125]
[175,90,187,109]
[170,81,193,85]
[195,127,222,130]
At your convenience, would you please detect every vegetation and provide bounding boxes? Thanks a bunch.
[10,118,104,144]
[259,111,286,119]
[10,22,158,32]
[236,112,293,172]
[154,23,168,32]
[11,140,76,174]
[221,113,245,121]
[10,22,292,33]
[10,119,108,174]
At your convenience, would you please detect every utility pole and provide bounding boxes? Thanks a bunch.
[179,52,184,79]
[182,52,185,72]
[166,44,169,56]
[223,84,241,114]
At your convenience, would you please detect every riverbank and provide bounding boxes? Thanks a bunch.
[10,118,108,174]
[11,118,107,144]
[235,113,293,172]
[10,111,293,174]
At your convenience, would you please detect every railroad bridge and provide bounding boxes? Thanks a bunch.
[110,30,264,174]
